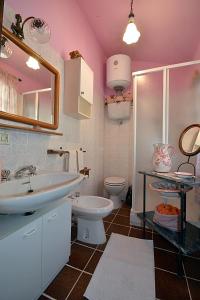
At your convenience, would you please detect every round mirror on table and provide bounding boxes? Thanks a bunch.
[178,124,200,175]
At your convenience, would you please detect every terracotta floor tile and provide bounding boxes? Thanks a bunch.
[184,256,200,280]
[45,266,81,300]
[103,213,116,222]
[155,268,190,300]
[112,208,119,214]
[75,240,97,249]
[154,248,183,274]
[67,273,92,300]
[38,296,51,300]
[153,233,178,252]
[129,228,152,239]
[104,221,111,231]
[106,223,130,236]
[117,207,131,217]
[85,250,103,274]
[121,202,131,209]
[188,279,200,300]
[68,243,95,270]
[190,250,200,259]
[132,225,152,232]
[113,214,130,226]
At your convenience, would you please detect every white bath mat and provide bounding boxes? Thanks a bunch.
[84,233,155,300]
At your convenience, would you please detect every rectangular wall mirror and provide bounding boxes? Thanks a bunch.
[0,26,59,129]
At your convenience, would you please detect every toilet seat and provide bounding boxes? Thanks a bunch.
[104,176,126,209]
[104,182,125,186]
[104,177,126,186]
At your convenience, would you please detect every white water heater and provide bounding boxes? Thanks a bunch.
[106,54,131,90]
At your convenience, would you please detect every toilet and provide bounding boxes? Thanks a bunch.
[104,177,126,209]
[72,196,113,244]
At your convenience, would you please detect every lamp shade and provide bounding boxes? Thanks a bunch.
[28,18,51,44]
[123,16,140,44]
[0,37,12,58]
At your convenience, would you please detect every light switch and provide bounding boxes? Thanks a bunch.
[0,132,9,145]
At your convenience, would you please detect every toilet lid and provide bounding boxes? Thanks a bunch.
[104,177,126,185]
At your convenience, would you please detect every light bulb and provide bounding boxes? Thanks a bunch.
[123,16,140,44]
[26,56,40,70]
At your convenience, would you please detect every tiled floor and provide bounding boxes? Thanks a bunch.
[39,203,200,300]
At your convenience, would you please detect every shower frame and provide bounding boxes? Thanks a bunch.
[131,59,200,215]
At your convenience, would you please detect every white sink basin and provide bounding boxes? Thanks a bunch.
[0,172,84,214]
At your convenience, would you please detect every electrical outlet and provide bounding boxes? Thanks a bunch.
[0,133,9,145]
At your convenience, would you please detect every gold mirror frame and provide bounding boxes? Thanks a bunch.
[0,26,59,130]
[179,123,200,156]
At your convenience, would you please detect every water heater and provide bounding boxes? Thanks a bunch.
[106,54,131,90]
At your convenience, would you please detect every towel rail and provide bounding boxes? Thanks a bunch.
[47,149,69,157]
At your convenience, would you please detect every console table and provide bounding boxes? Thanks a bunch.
[138,171,200,276]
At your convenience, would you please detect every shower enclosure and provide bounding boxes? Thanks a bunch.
[132,59,200,222]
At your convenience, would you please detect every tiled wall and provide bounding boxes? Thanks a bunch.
[103,105,133,198]
[0,4,105,196]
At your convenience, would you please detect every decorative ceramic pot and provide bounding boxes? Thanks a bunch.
[152,143,175,172]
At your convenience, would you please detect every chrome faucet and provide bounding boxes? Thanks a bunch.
[14,165,37,178]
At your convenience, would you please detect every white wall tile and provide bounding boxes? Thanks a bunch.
[0,4,105,197]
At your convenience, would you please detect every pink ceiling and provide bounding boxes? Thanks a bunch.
[77,0,200,64]
[5,0,200,66]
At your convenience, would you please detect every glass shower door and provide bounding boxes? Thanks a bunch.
[133,71,164,212]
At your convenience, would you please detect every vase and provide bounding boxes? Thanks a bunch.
[152,143,175,172]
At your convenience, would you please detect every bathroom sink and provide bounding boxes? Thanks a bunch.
[0,172,84,214]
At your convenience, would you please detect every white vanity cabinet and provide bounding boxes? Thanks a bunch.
[64,57,94,119]
[0,219,42,300]
[0,199,71,300]
[42,202,71,288]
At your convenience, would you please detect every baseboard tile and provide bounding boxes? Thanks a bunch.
[130,209,143,226]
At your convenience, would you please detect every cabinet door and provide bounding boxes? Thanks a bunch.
[0,219,42,300]
[80,59,93,104]
[42,202,71,288]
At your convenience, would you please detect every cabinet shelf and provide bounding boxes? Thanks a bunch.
[137,211,200,255]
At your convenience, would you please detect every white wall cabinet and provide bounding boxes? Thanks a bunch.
[0,199,71,300]
[64,57,94,119]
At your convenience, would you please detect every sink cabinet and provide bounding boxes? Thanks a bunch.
[0,218,42,300]
[64,57,94,119]
[42,203,71,288]
[0,199,71,300]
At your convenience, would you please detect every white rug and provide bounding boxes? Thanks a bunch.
[84,233,155,300]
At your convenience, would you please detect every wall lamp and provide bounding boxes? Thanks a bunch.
[0,36,12,58]
[11,14,51,44]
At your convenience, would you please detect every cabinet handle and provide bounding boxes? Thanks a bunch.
[81,91,84,95]
[47,213,57,222]
[23,228,37,238]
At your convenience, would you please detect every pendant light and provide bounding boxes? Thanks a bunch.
[123,0,140,44]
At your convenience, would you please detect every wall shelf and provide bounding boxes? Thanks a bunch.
[0,123,63,136]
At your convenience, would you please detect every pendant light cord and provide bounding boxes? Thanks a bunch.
[129,0,134,18]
